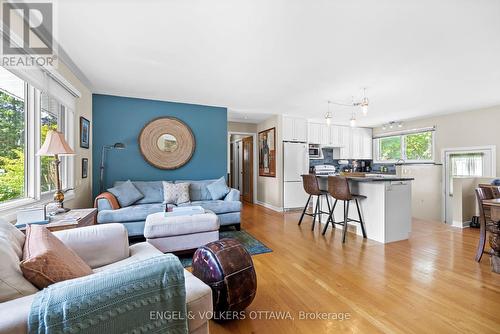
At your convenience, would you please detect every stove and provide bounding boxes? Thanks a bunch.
[314,164,337,176]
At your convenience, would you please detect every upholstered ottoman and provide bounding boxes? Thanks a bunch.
[192,238,257,319]
[144,210,219,253]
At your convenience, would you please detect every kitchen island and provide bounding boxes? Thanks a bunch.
[315,175,414,244]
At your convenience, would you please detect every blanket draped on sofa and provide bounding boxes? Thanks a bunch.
[28,255,188,334]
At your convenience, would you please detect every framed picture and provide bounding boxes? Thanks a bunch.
[81,158,88,178]
[80,117,90,149]
[258,127,276,177]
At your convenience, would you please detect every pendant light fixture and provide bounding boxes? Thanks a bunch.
[349,111,357,127]
[325,101,332,126]
[360,88,369,115]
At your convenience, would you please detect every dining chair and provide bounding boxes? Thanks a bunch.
[474,187,494,262]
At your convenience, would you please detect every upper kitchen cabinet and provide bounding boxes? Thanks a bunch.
[308,122,321,144]
[283,116,308,142]
[349,127,373,159]
[308,122,342,146]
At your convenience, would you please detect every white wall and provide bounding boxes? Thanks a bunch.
[256,115,283,210]
[56,62,93,209]
[375,105,500,222]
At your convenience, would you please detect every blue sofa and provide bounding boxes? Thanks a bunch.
[95,180,241,237]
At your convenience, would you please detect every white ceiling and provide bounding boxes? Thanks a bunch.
[56,0,500,126]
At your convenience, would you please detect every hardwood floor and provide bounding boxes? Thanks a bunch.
[210,203,500,334]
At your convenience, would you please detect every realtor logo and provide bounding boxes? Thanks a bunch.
[1,1,57,67]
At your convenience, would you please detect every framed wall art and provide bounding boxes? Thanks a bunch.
[258,127,276,177]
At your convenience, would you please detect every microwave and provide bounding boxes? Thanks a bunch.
[309,144,323,159]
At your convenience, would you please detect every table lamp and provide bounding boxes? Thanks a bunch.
[37,130,75,211]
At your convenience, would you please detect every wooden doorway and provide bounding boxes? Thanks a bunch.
[242,136,254,203]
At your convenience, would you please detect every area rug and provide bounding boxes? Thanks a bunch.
[178,230,272,267]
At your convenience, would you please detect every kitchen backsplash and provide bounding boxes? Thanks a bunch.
[309,148,396,174]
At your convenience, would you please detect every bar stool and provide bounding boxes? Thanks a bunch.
[324,176,367,243]
[474,187,494,262]
[298,174,332,230]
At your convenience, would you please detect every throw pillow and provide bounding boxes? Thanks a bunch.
[163,182,190,204]
[20,225,92,289]
[107,180,144,207]
[0,220,38,302]
[207,177,231,200]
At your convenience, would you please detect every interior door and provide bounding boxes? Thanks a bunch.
[444,148,493,224]
[242,136,254,203]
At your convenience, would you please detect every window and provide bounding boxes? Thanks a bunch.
[0,69,26,203]
[40,92,64,193]
[374,130,434,163]
[0,67,73,206]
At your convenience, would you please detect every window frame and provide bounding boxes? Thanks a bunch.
[373,130,435,164]
[0,74,75,212]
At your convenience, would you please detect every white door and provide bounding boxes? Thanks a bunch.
[283,142,309,182]
[443,147,494,224]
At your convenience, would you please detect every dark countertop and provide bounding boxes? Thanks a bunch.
[316,175,415,182]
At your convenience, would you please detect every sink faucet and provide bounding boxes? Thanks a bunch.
[396,159,405,165]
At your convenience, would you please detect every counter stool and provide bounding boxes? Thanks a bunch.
[324,176,367,243]
[299,174,332,230]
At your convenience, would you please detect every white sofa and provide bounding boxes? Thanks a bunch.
[0,221,212,334]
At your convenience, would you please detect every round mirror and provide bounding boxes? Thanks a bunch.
[157,133,178,152]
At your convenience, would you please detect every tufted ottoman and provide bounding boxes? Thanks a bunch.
[192,238,257,320]
[144,210,219,253]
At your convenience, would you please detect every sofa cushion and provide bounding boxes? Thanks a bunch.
[107,180,144,207]
[20,225,92,289]
[115,181,164,205]
[97,203,165,224]
[207,177,230,200]
[176,180,216,202]
[0,221,38,303]
[179,200,241,215]
[163,181,190,204]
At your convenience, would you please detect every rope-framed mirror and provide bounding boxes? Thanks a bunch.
[138,117,195,169]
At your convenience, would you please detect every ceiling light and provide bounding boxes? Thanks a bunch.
[389,122,394,129]
[325,101,332,126]
[350,112,356,127]
[360,88,369,115]
[398,122,403,128]
[361,102,368,115]
[329,88,370,117]
[382,124,387,130]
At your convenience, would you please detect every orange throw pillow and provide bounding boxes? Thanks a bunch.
[20,225,92,289]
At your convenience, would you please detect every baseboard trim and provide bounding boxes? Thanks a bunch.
[452,220,470,228]
[255,201,283,212]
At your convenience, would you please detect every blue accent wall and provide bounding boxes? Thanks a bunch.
[92,94,227,197]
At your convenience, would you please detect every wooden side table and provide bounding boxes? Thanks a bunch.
[47,208,97,231]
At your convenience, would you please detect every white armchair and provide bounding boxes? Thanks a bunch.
[0,222,212,334]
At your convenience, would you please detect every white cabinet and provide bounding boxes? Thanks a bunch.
[339,126,351,159]
[360,128,373,159]
[348,127,372,159]
[283,116,308,142]
[306,121,372,159]
[329,126,341,146]
[308,123,321,144]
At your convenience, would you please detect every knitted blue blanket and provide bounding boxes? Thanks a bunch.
[28,254,188,334]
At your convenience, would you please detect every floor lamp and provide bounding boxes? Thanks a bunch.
[37,130,75,212]
[99,143,126,193]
